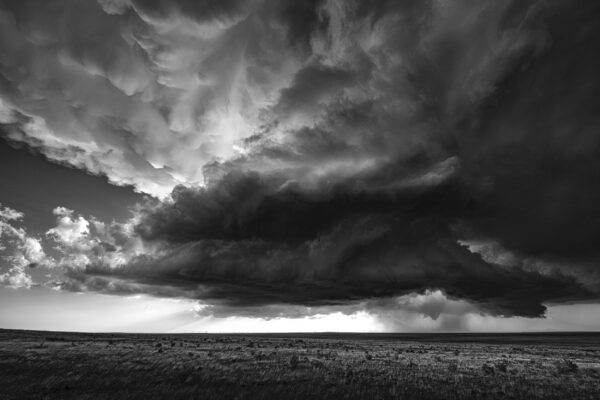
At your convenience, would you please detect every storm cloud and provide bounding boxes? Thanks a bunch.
[1,0,600,322]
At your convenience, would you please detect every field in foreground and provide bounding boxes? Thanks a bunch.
[1,330,599,399]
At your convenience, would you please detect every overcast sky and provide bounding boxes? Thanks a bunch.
[1,0,600,333]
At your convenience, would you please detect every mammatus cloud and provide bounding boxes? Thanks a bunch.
[0,0,553,197]
[1,0,600,324]
[0,0,330,196]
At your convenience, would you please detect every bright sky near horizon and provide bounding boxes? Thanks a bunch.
[2,287,600,333]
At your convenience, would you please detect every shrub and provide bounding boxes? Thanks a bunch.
[290,353,299,369]
[555,359,578,374]
[496,362,508,373]
[482,364,495,375]
[448,362,458,373]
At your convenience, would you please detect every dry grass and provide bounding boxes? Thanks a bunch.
[0,330,599,399]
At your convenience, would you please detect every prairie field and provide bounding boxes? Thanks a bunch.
[1,330,599,399]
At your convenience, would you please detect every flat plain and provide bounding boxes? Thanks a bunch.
[1,329,599,399]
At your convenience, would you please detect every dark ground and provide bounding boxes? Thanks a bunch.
[1,329,599,399]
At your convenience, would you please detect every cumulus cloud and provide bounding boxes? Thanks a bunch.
[46,207,91,248]
[2,0,600,322]
[0,203,50,288]
[41,205,160,275]
[0,204,23,221]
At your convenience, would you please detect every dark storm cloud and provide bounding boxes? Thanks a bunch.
[3,0,600,320]
[105,0,600,318]
[272,0,326,48]
[69,167,588,318]
[134,157,464,244]
[455,1,600,260]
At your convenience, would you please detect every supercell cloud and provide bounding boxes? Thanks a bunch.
[1,0,600,323]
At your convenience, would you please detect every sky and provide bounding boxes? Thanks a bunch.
[1,0,600,333]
